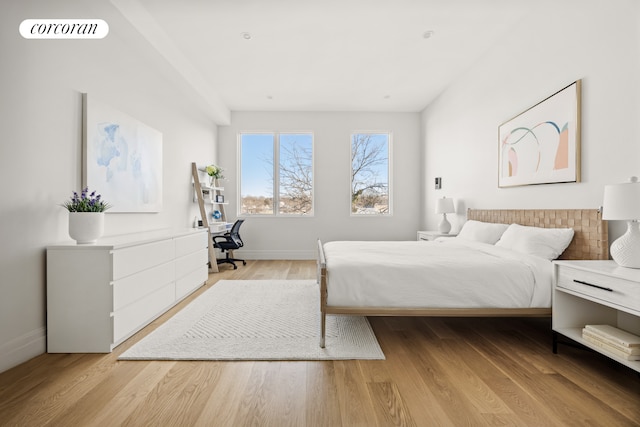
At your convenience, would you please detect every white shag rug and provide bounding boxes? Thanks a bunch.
[119,280,384,361]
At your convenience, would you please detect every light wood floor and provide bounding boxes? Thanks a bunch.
[1,260,639,426]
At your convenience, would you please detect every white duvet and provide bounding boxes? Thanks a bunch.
[323,239,553,309]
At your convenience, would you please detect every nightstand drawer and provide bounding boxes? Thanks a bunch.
[556,267,640,311]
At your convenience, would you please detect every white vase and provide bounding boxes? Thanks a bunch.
[68,212,105,244]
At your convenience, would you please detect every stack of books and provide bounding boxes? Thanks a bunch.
[582,324,640,361]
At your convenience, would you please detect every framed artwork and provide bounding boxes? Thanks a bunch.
[83,93,163,212]
[498,80,581,187]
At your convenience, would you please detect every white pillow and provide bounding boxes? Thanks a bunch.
[456,220,509,245]
[495,223,574,260]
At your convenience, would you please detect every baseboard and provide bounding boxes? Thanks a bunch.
[0,327,46,374]
[239,249,316,260]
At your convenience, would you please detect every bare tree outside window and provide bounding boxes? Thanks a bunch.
[279,134,313,214]
[239,132,313,216]
[351,133,390,215]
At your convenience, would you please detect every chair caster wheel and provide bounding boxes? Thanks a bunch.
[242,261,247,265]
[233,265,238,270]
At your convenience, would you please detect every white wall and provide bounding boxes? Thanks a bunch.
[218,111,421,258]
[421,0,640,239]
[0,0,217,372]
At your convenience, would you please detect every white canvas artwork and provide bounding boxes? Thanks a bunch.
[83,94,163,212]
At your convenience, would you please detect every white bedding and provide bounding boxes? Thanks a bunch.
[323,239,553,309]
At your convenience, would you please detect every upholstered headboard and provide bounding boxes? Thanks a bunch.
[467,209,608,260]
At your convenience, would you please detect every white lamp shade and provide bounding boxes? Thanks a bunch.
[435,197,455,214]
[603,180,640,220]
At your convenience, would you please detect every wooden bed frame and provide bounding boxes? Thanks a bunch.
[317,208,608,347]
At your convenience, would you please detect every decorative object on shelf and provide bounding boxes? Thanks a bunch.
[603,176,640,268]
[61,187,110,244]
[498,80,581,187]
[212,210,222,220]
[215,194,225,203]
[205,164,224,186]
[435,197,455,234]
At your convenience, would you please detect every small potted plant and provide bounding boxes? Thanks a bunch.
[61,187,111,244]
[205,164,224,186]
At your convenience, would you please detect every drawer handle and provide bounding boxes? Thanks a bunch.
[573,279,613,292]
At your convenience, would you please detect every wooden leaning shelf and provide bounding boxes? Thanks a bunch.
[191,162,229,273]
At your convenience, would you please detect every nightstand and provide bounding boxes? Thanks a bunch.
[416,231,458,241]
[552,260,640,373]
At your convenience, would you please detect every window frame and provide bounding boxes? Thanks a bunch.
[238,131,315,217]
[349,131,393,217]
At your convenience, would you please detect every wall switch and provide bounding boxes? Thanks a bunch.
[435,177,442,189]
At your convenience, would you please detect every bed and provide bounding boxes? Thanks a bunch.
[317,208,608,347]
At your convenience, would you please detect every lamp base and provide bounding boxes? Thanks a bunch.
[610,221,640,268]
[438,214,451,234]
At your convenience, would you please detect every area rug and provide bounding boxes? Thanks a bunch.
[119,280,384,361]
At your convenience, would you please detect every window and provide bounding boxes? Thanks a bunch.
[351,132,391,215]
[239,132,313,216]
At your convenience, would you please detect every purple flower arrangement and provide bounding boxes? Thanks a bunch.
[61,187,111,212]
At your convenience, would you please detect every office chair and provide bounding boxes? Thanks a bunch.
[212,219,247,269]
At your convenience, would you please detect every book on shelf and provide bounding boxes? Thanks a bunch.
[582,334,640,361]
[583,324,640,348]
[582,329,640,355]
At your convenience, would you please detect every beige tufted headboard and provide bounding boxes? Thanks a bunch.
[467,209,608,260]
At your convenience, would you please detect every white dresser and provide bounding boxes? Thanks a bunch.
[47,229,208,353]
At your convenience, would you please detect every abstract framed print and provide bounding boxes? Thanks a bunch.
[498,80,581,187]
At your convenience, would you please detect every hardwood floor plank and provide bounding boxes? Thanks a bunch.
[86,361,177,427]
[333,360,378,426]
[117,361,222,426]
[43,360,148,426]
[367,381,416,427]
[554,354,640,423]
[372,323,454,425]
[442,334,561,427]
[481,377,562,427]
[398,329,490,425]
[447,323,634,426]
[193,362,255,427]
[305,361,342,426]
[2,353,116,426]
[264,362,307,426]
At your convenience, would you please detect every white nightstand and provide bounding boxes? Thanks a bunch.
[552,260,640,373]
[417,230,458,241]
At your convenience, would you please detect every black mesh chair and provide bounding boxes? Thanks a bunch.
[213,219,247,269]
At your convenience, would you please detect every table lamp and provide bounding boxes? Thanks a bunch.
[435,197,455,234]
[602,176,640,268]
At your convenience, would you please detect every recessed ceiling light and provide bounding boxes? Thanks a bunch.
[241,32,252,40]
[384,95,391,99]
[423,30,435,39]
[266,95,273,100]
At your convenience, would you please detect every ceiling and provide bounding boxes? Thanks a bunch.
[115,0,535,122]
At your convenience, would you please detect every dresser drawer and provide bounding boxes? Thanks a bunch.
[113,282,175,344]
[113,261,175,311]
[112,239,175,281]
[175,248,208,279]
[556,266,640,311]
[175,231,207,257]
[176,266,208,300]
